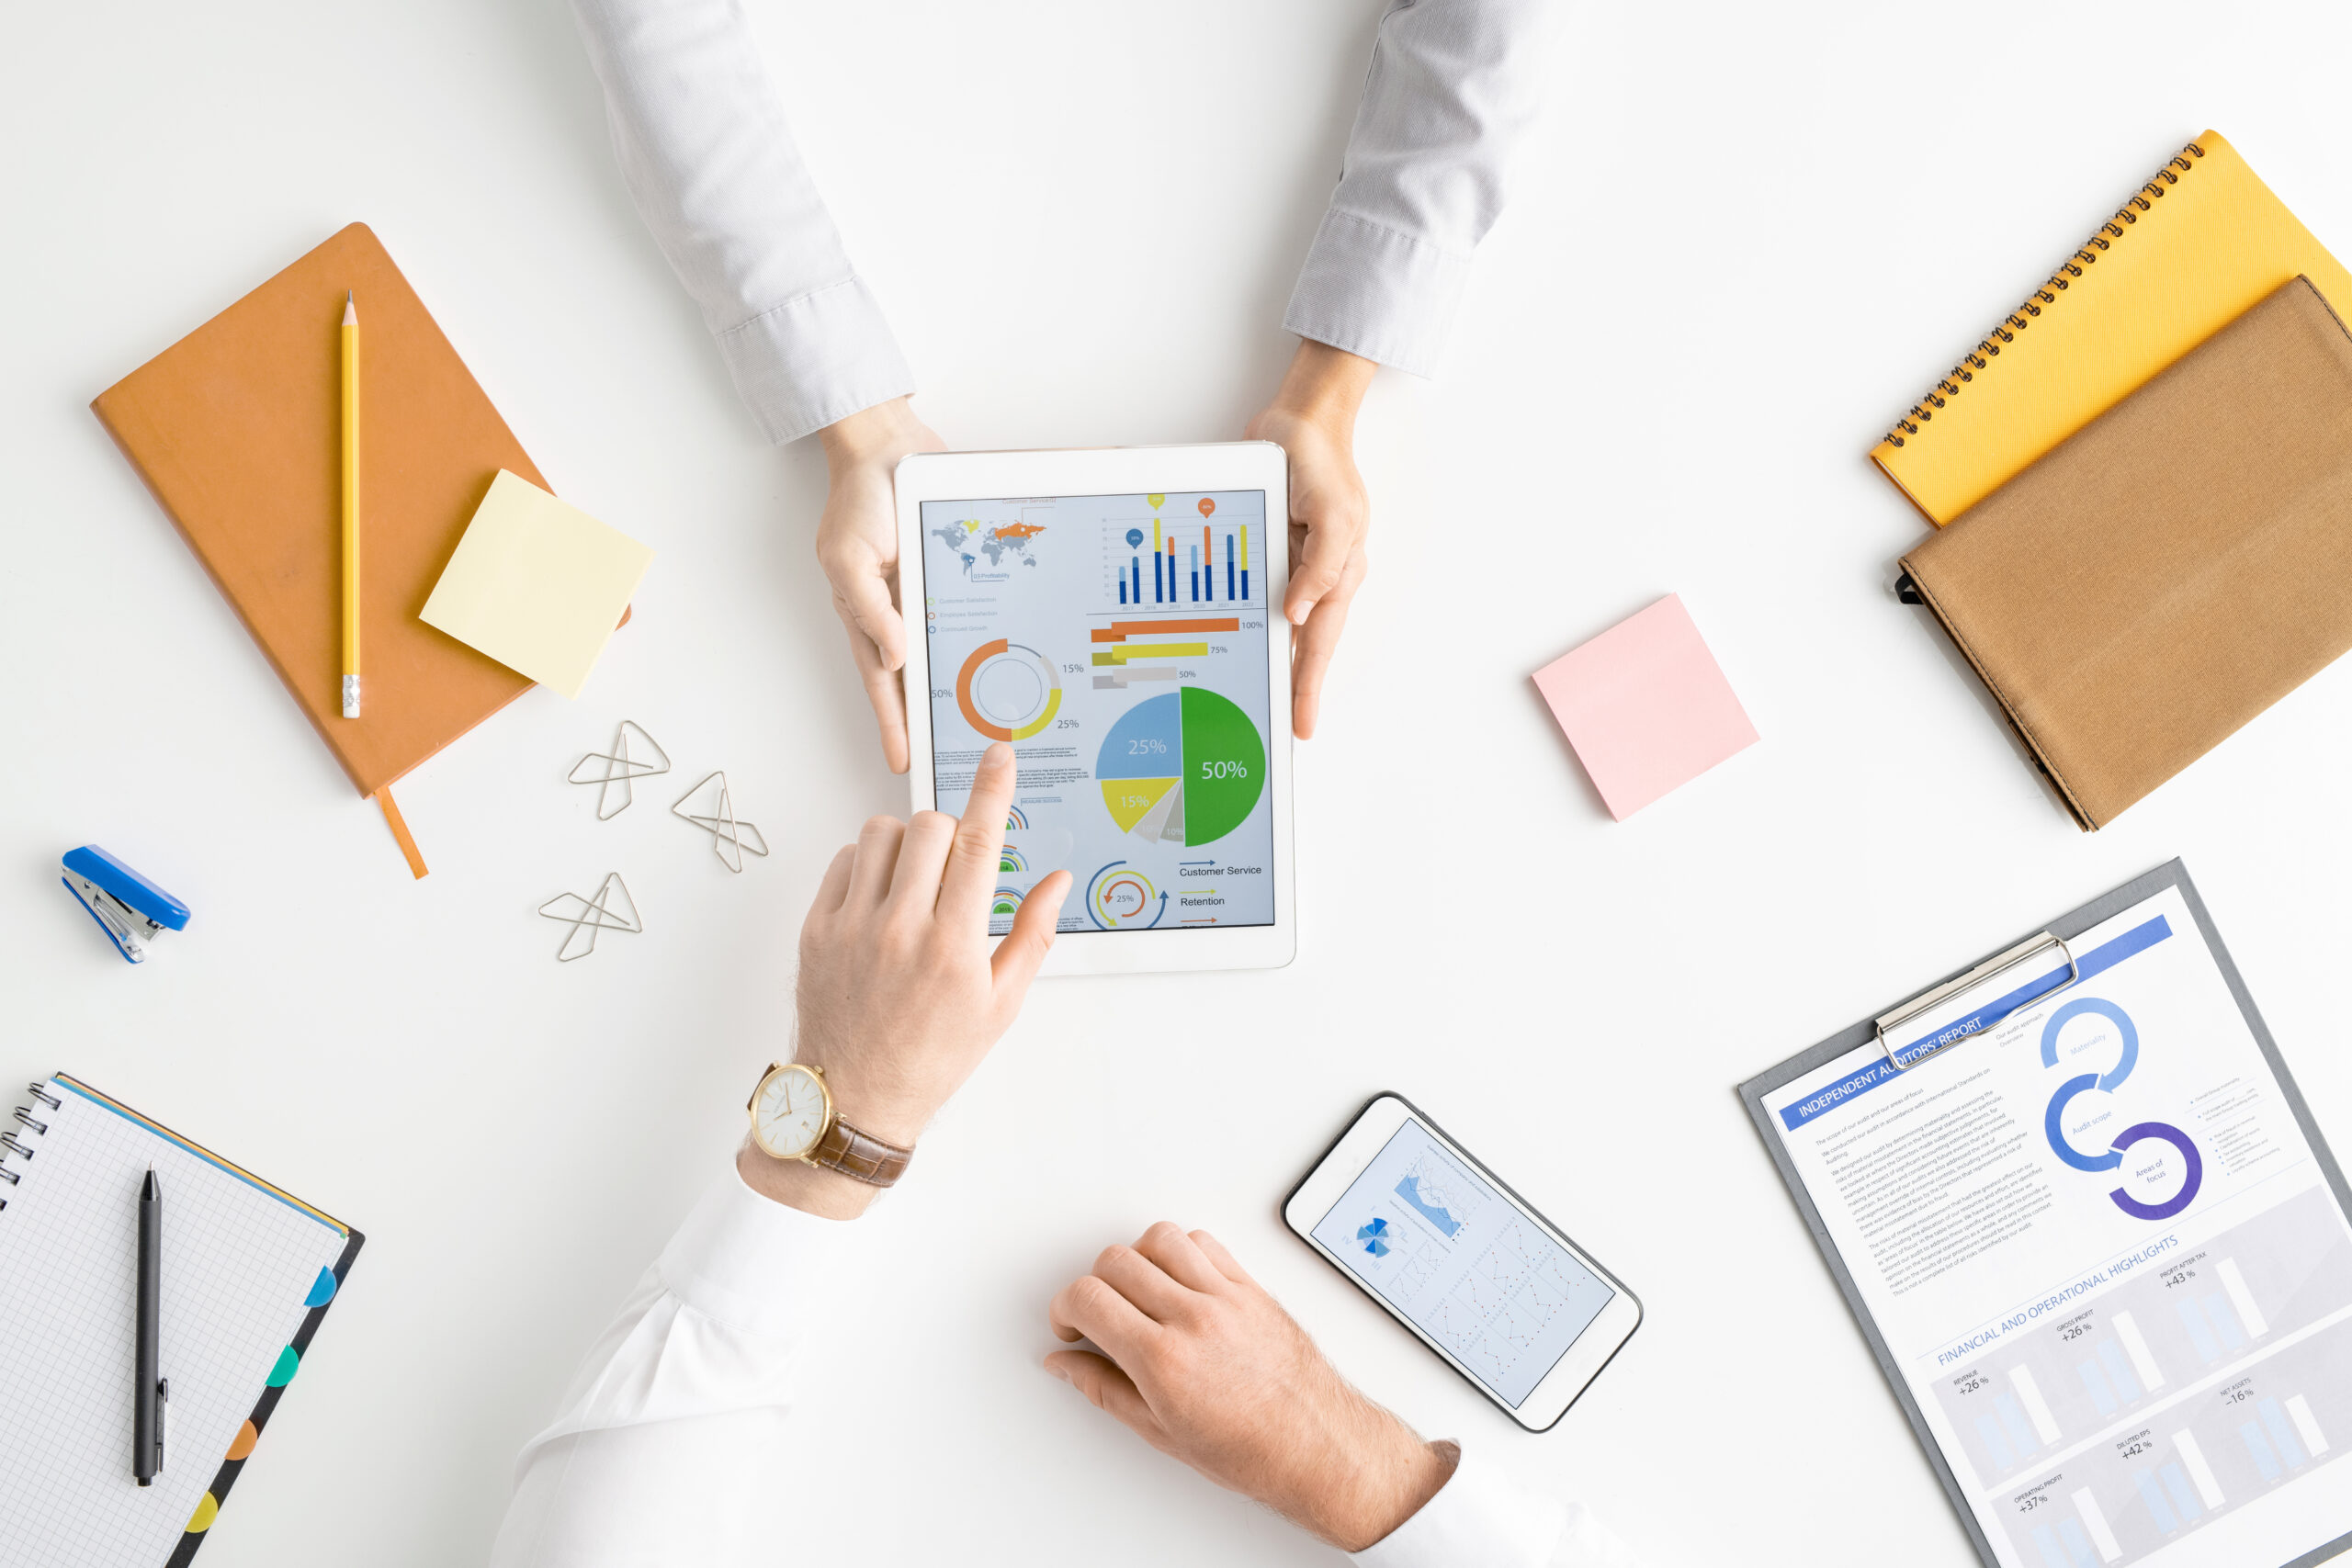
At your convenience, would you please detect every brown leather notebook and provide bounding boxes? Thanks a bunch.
[1901,276,2352,829]
[93,222,545,872]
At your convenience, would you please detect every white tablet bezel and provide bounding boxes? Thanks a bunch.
[895,444,1295,975]
[1282,1094,1645,1431]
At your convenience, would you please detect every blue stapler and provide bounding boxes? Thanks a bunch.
[62,845,190,964]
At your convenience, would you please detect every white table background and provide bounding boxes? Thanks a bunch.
[8,3,2352,1563]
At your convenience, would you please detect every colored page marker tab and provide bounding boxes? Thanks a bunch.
[266,1346,300,1387]
[304,1266,339,1307]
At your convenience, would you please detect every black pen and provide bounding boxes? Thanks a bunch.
[134,1166,165,1485]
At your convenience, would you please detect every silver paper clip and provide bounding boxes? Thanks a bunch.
[672,772,768,873]
[569,721,671,820]
[1875,931,2080,1071]
[538,873,642,962]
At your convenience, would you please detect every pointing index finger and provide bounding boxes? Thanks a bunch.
[938,742,1017,923]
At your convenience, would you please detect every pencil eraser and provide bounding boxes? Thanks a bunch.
[1532,594,1758,820]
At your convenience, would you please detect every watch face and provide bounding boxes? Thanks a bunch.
[752,1066,829,1158]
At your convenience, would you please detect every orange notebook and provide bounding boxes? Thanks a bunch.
[93,223,547,875]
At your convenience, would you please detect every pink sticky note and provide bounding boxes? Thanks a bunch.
[1532,594,1758,820]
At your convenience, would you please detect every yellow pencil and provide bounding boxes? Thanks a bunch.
[341,291,361,718]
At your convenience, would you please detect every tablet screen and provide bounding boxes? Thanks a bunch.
[920,491,1276,935]
[1310,1120,1617,1407]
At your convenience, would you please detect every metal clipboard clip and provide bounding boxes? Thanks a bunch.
[1874,931,2080,1072]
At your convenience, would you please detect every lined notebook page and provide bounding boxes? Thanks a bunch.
[0,1082,347,1565]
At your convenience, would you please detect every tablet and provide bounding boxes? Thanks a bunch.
[897,445,1295,974]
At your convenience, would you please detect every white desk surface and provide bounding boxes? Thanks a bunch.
[9,3,2352,1563]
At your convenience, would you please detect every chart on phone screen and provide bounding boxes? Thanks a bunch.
[922,491,1275,934]
[1312,1120,1616,1407]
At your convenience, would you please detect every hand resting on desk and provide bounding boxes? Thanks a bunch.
[1048,1220,1454,1552]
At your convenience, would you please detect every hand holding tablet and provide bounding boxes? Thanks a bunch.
[1246,341,1379,739]
[816,397,947,775]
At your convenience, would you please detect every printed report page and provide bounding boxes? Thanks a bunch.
[919,491,1276,935]
[1769,885,2352,1568]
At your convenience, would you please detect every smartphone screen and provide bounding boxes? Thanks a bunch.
[1306,1116,1619,1409]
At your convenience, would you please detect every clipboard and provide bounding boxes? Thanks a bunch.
[1739,861,2352,1568]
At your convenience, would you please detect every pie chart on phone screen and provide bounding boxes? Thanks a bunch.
[1095,689,1265,846]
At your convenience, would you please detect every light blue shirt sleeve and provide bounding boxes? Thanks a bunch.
[568,0,916,444]
[1283,0,1567,377]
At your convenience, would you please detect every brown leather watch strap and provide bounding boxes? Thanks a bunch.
[809,1117,913,1187]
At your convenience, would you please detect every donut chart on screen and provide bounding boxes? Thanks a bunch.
[1095,688,1265,846]
[956,638,1062,740]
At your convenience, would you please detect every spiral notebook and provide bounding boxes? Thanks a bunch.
[0,1077,361,1567]
[1872,130,2352,525]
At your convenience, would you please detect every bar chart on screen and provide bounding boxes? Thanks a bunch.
[1103,512,1255,608]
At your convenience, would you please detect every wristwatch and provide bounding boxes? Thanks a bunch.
[744,1062,913,1187]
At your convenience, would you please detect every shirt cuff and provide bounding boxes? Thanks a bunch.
[656,1162,862,1340]
[1281,208,1474,379]
[714,275,917,446]
[1351,1441,1640,1568]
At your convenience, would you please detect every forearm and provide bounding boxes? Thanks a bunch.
[736,1139,881,1221]
[1262,340,1377,437]
[1286,0,1566,375]
[818,396,933,479]
[488,1166,857,1565]
[567,0,912,441]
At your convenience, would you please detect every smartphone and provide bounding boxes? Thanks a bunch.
[1282,1093,1642,1431]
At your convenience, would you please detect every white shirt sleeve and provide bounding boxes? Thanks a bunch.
[1350,1441,1644,1568]
[567,0,915,445]
[487,1167,857,1568]
[1283,0,1567,377]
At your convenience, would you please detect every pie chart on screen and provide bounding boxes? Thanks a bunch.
[1095,689,1264,846]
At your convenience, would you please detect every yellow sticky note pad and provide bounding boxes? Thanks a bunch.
[421,471,652,699]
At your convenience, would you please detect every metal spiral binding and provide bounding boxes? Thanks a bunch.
[0,1085,54,1205]
[1882,141,2208,448]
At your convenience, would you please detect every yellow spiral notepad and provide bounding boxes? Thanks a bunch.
[1872,130,2352,525]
